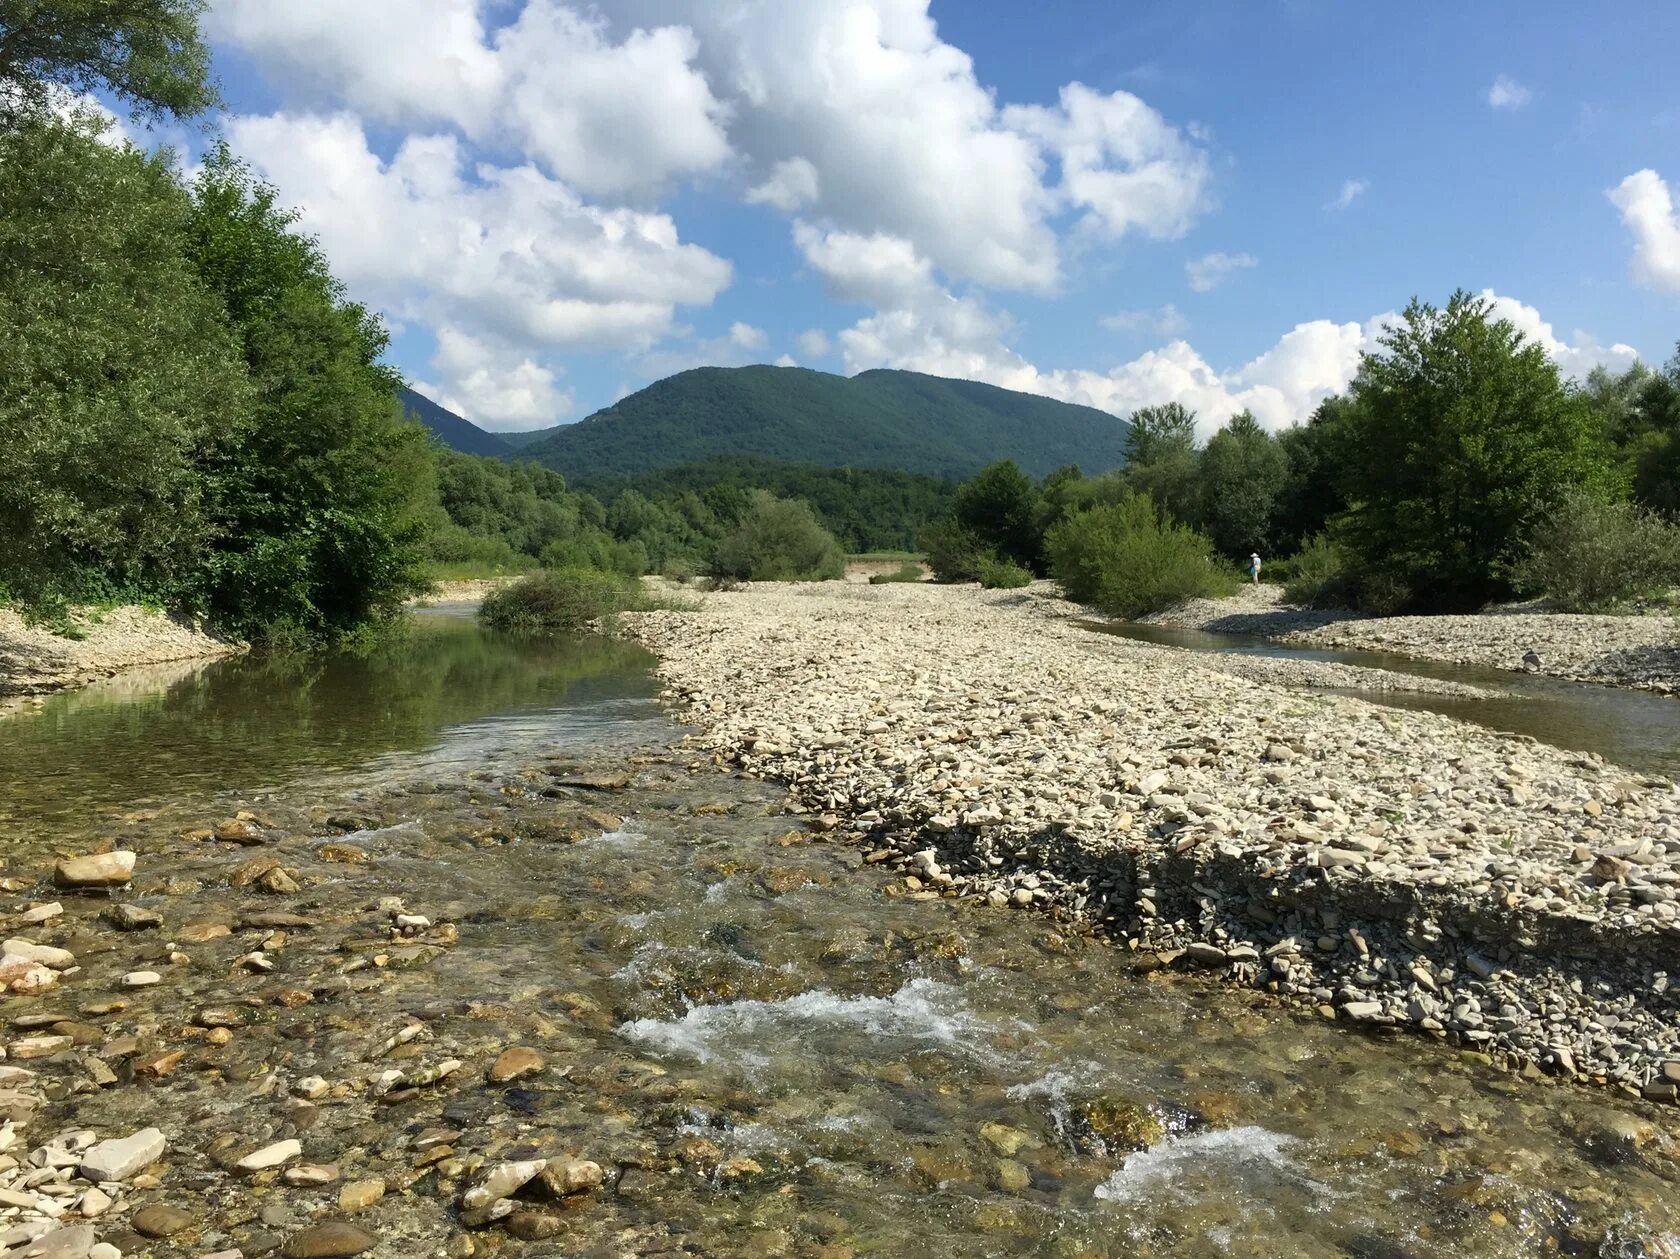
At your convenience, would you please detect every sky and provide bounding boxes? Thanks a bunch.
[170,0,1680,433]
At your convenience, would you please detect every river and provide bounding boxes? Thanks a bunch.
[0,608,1674,1256]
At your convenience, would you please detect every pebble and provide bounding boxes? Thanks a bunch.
[236,1139,302,1173]
[119,972,160,989]
[131,1204,194,1237]
[52,853,135,889]
[280,1222,379,1258]
[486,1046,544,1084]
[338,1179,384,1212]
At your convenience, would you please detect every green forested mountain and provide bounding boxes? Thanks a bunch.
[521,366,1131,480]
[399,387,512,457]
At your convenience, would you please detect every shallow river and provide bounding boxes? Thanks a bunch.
[1,611,1676,1256]
[1086,620,1680,780]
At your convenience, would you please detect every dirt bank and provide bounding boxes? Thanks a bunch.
[0,606,243,697]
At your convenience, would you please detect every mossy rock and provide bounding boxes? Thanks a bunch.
[1073,1095,1166,1153]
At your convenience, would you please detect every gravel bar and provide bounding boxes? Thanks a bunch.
[630,581,1680,1103]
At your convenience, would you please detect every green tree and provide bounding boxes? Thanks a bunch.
[1122,402,1201,523]
[0,0,216,120]
[182,147,436,637]
[711,492,844,582]
[1199,410,1287,557]
[952,460,1044,571]
[1272,396,1356,555]
[1338,290,1613,609]
[0,114,251,605]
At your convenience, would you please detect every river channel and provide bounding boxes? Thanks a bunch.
[0,608,1675,1256]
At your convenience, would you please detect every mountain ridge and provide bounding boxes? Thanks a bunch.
[398,386,513,458]
[520,365,1130,480]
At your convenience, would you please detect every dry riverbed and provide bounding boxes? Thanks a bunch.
[629,581,1680,1103]
[0,608,241,699]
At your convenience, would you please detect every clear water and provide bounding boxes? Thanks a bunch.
[1085,620,1680,779]
[2,614,1676,1256]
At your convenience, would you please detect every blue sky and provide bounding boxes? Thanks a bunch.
[192,1,1680,432]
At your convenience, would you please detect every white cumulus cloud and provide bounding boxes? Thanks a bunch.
[1608,169,1680,292]
[1101,305,1189,337]
[1185,251,1257,292]
[797,329,833,359]
[1328,178,1367,211]
[1487,75,1533,110]
[428,328,574,429]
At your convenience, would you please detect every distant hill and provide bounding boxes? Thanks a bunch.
[495,429,557,451]
[520,366,1130,480]
[398,386,512,458]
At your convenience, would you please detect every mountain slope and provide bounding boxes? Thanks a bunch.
[521,366,1129,480]
[398,386,512,458]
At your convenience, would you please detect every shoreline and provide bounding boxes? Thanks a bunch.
[1140,584,1680,696]
[0,605,244,699]
[628,581,1680,1106]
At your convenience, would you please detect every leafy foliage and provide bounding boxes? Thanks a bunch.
[182,147,437,638]
[0,0,216,120]
[522,365,1132,481]
[1199,411,1287,556]
[1045,494,1233,617]
[952,461,1044,571]
[1517,490,1680,611]
[1335,291,1613,610]
[478,568,656,634]
[710,492,845,582]
[0,114,250,606]
[976,556,1033,589]
[1280,534,1356,609]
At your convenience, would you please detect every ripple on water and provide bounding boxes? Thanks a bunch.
[617,977,998,1075]
[1093,1125,1310,1205]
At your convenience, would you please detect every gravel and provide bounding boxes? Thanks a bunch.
[0,607,241,698]
[629,580,1680,1102]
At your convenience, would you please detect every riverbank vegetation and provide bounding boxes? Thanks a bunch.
[925,293,1680,616]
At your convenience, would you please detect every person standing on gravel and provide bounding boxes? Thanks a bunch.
[1248,552,1262,584]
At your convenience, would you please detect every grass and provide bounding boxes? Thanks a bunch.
[423,559,540,583]
[847,550,925,563]
[868,562,926,585]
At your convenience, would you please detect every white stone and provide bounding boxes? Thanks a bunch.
[119,972,161,989]
[235,1139,301,1173]
[78,1129,165,1183]
[461,1159,546,1210]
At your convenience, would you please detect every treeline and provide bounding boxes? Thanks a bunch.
[929,292,1680,616]
[429,451,922,580]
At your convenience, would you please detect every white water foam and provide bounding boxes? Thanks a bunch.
[1093,1126,1302,1204]
[618,978,994,1073]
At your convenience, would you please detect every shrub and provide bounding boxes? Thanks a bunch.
[1045,494,1233,618]
[1518,490,1680,611]
[710,492,845,582]
[921,521,990,583]
[478,569,650,634]
[976,556,1032,589]
[1282,534,1355,609]
[868,562,925,585]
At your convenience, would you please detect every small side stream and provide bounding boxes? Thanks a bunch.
[1085,620,1680,779]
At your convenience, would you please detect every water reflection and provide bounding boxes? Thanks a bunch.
[0,612,660,830]
[1086,620,1680,778]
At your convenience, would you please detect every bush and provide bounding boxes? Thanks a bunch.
[710,492,845,582]
[478,569,651,634]
[1518,490,1680,611]
[976,556,1032,589]
[921,521,990,583]
[1282,534,1355,609]
[1045,494,1233,618]
[868,562,925,585]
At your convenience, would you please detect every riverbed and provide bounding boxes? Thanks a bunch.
[0,604,1676,1256]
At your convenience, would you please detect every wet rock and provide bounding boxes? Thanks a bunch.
[215,818,268,845]
[505,1212,565,1241]
[338,1179,384,1212]
[487,1046,544,1084]
[102,904,162,931]
[54,852,134,889]
[237,1140,302,1173]
[1074,1097,1165,1153]
[280,1222,379,1259]
[316,844,370,865]
[12,1225,95,1259]
[538,1159,602,1197]
[284,1164,340,1187]
[978,1122,1039,1157]
[4,939,75,970]
[79,1127,165,1182]
[461,1159,545,1210]
[132,1204,195,1238]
